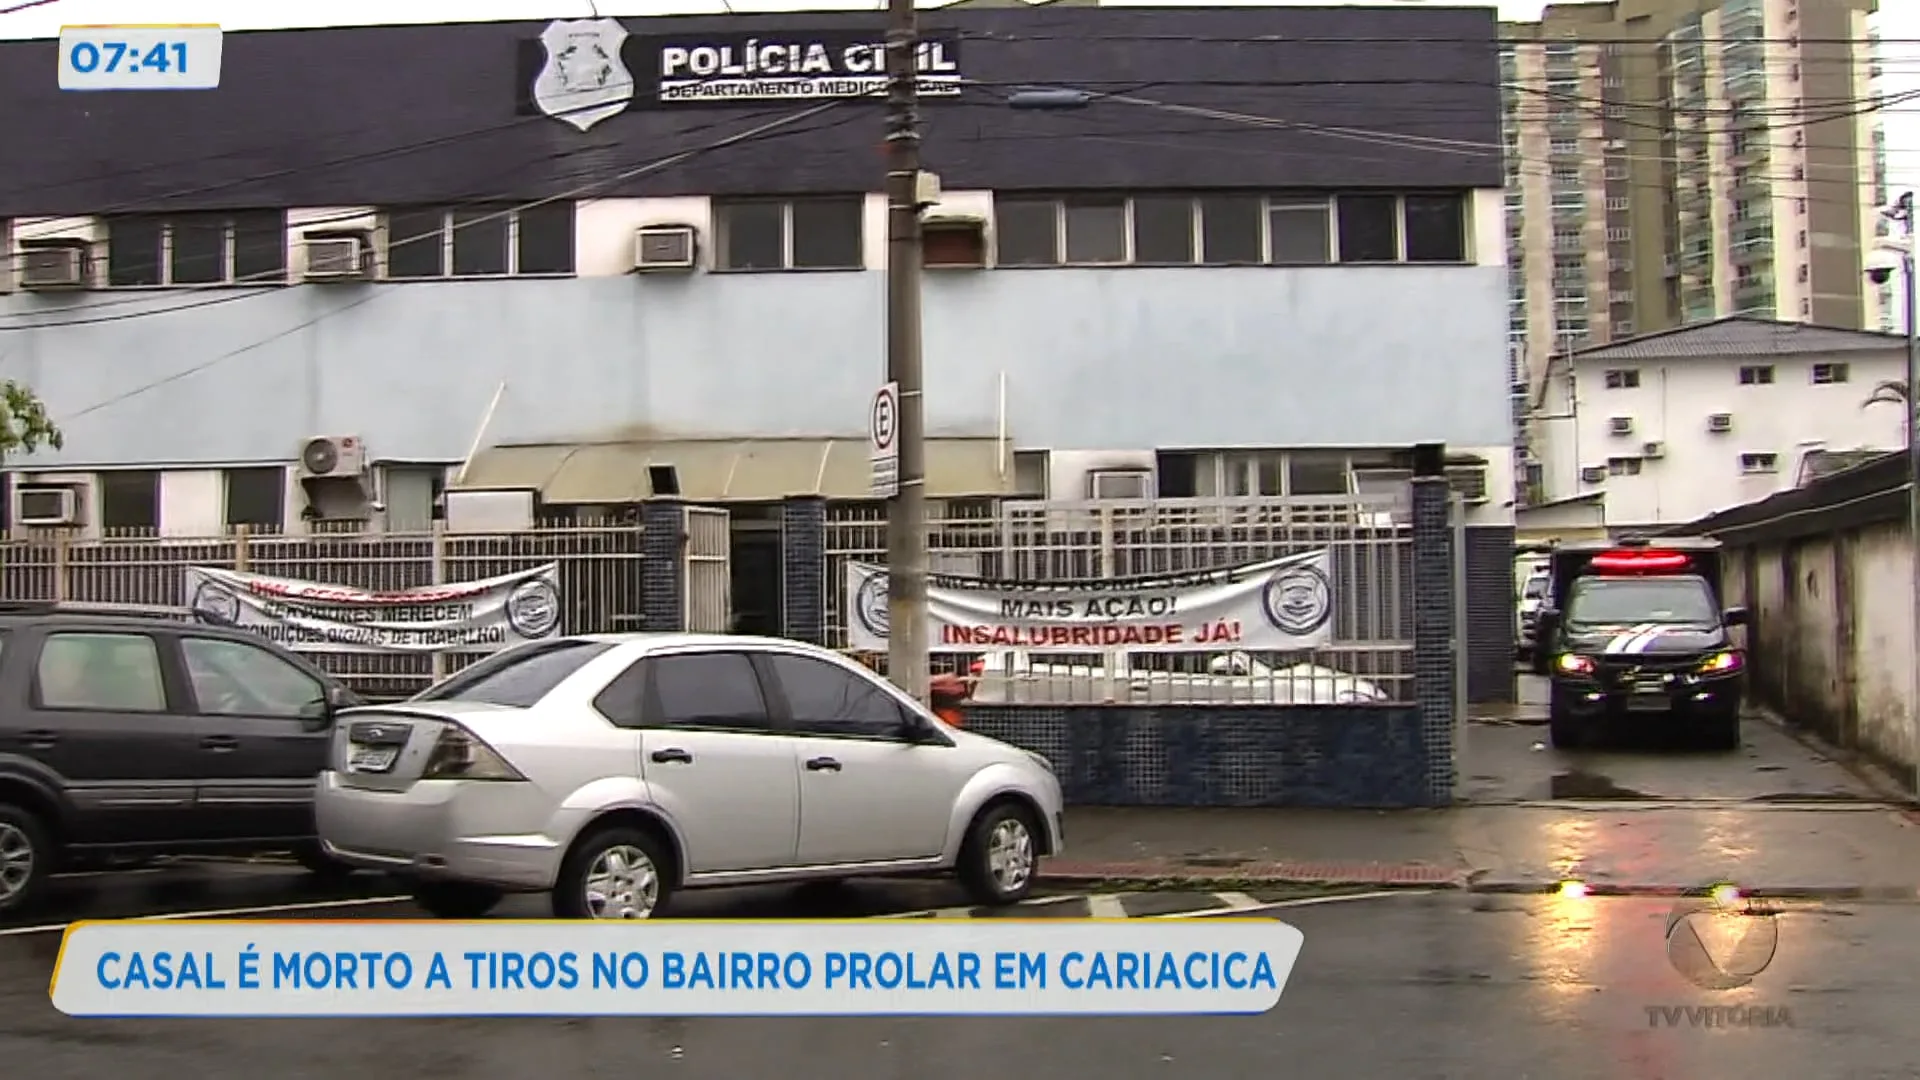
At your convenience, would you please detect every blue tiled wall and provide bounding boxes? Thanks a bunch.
[961,704,1430,808]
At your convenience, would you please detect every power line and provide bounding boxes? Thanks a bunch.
[2,102,853,332]
[48,102,854,417]
[0,0,63,16]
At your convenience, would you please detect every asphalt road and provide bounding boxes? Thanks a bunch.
[6,888,1917,1079]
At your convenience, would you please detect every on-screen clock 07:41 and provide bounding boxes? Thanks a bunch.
[58,25,224,91]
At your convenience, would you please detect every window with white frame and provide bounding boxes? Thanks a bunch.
[1738,364,1774,384]
[991,192,1466,268]
[1607,456,1642,476]
[384,202,576,278]
[105,212,288,287]
[1182,451,1358,497]
[1811,362,1850,385]
[712,197,864,271]
[1603,368,1640,388]
[1739,452,1778,473]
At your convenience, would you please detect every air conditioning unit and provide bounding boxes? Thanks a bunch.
[1580,465,1607,484]
[1609,416,1635,436]
[1707,412,1734,433]
[634,226,697,272]
[18,241,88,289]
[1642,441,1665,459]
[298,435,368,479]
[1445,464,1490,505]
[301,234,370,280]
[14,485,80,526]
[1087,469,1152,500]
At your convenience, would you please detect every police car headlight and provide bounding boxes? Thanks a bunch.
[1556,653,1596,676]
[1697,651,1743,675]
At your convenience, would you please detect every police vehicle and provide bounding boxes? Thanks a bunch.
[1530,537,1748,750]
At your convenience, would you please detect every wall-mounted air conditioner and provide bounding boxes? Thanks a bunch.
[1642,441,1666,459]
[924,214,987,269]
[14,485,80,526]
[1608,416,1635,436]
[634,226,698,272]
[302,234,372,280]
[1444,464,1491,505]
[1707,412,1734,433]
[1087,469,1152,500]
[18,241,89,289]
[1580,465,1607,484]
[298,435,368,479]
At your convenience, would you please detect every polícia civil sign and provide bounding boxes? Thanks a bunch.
[50,918,1304,1017]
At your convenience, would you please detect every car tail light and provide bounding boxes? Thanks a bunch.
[1590,551,1691,573]
[421,725,524,781]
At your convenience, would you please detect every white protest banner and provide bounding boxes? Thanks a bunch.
[182,564,562,654]
[845,550,1335,653]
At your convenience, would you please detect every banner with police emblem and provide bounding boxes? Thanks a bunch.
[182,564,562,655]
[844,551,1334,653]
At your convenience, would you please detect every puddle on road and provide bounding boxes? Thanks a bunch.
[1548,770,1650,800]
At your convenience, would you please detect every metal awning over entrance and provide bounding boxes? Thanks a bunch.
[453,437,1014,502]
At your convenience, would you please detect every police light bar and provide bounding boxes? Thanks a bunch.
[1589,550,1691,573]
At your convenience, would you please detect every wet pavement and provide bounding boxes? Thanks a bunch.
[6,890,1919,1079]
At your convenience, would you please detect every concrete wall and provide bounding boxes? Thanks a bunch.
[0,269,1510,468]
[1720,518,1915,783]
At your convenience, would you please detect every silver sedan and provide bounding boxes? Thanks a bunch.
[315,634,1066,919]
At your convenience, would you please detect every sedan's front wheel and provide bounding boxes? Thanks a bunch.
[553,827,673,920]
[958,802,1039,906]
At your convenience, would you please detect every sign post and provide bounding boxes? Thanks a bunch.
[869,381,900,498]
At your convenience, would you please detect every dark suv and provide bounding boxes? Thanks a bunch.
[0,604,363,914]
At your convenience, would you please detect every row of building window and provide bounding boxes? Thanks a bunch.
[9,190,1473,287]
[58,467,287,532]
[91,206,576,287]
[1602,362,1850,390]
[1605,451,1778,477]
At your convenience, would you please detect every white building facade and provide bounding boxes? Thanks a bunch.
[1525,317,1909,531]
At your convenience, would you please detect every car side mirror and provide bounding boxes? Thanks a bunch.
[1723,606,1749,627]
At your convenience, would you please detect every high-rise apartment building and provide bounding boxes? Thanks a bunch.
[1503,0,1889,396]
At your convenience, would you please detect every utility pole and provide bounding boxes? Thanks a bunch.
[1896,191,1919,790]
[883,0,929,702]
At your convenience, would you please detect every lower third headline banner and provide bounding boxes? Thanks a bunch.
[51,919,1304,1017]
[846,549,1336,653]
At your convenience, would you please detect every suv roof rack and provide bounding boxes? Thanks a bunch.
[0,600,184,620]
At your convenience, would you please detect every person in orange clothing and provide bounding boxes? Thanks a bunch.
[928,665,977,727]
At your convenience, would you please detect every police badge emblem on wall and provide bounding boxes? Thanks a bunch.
[532,18,635,132]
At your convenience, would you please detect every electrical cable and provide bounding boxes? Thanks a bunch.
[2,101,854,332]
[50,100,855,418]
[0,105,871,325]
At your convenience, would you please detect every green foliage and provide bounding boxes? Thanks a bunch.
[0,380,62,455]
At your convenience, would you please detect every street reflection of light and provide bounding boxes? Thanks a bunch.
[1543,815,1598,882]
[1520,881,1601,1014]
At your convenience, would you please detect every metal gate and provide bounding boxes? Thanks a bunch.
[684,505,732,633]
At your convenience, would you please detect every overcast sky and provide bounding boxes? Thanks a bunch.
[4,0,1915,235]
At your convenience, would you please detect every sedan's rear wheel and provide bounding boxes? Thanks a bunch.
[553,827,673,920]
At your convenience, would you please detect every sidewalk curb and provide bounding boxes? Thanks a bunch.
[1039,860,1467,889]
[1465,879,1920,900]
